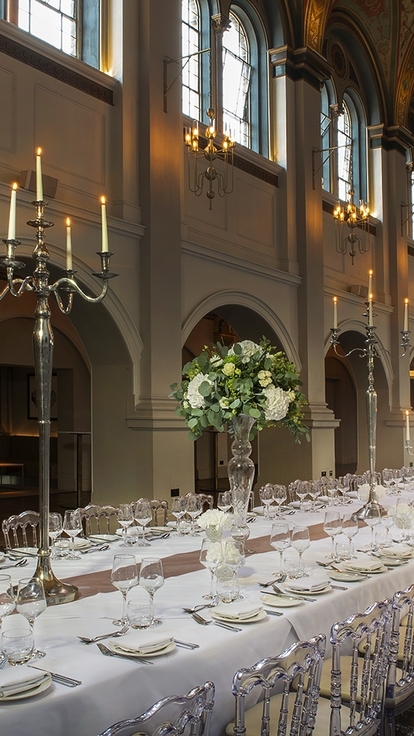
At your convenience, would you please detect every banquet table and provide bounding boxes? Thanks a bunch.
[1,497,413,736]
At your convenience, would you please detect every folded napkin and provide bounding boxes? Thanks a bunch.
[111,629,174,655]
[0,670,49,698]
[88,534,119,543]
[345,559,384,572]
[213,601,263,620]
[286,575,329,593]
[379,545,412,559]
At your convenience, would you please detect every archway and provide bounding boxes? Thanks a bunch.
[325,347,357,477]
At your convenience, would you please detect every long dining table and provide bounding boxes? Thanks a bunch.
[0,496,413,736]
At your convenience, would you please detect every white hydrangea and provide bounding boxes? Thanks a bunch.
[357,483,386,501]
[205,541,224,564]
[197,509,229,531]
[262,385,291,421]
[186,373,211,409]
[229,340,261,363]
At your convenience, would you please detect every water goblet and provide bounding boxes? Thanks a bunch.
[341,512,358,558]
[63,509,82,559]
[111,554,138,626]
[259,484,274,519]
[272,485,287,516]
[134,500,152,547]
[199,538,223,601]
[117,503,135,546]
[393,497,412,542]
[186,494,202,535]
[363,505,383,550]
[217,491,232,514]
[171,497,187,534]
[270,520,290,571]
[139,557,164,625]
[323,509,342,559]
[296,481,310,512]
[308,481,321,512]
[222,539,245,600]
[49,512,62,559]
[325,478,338,506]
[0,574,15,632]
[290,525,310,576]
[16,577,46,658]
[380,511,395,546]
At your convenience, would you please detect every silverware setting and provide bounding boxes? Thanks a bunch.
[191,611,241,632]
[264,609,283,616]
[97,642,153,664]
[182,604,216,614]
[0,558,28,569]
[174,639,199,649]
[259,585,316,603]
[78,624,129,644]
[28,665,82,687]
[80,544,110,554]
[258,573,286,587]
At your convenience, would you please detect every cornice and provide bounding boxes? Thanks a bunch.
[269,45,331,91]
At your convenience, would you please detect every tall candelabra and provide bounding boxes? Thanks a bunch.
[0,159,116,604]
[330,295,410,520]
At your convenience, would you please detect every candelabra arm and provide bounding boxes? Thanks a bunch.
[7,276,35,298]
[50,277,108,308]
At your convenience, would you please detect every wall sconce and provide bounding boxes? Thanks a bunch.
[401,202,414,237]
[333,187,371,264]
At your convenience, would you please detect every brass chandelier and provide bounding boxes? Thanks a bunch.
[333,186,371,264]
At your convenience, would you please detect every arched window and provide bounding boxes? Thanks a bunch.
[337,102,352,202]
[222,11,251,148]
[182,0,201,120]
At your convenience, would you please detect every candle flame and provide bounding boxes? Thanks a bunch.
[101,196,106,205]
[406,410,410,417]
[12,182,18,191]
[405,298,409,305]
[36,147,42,156]
[369,269,373,276]
[369,293,373,301]
[66,217,71,227]
[333,297,337,304]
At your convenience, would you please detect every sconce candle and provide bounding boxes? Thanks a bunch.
[406,410,411,442]
[404,298,409,332]
[35,148,43,201]
[65,218,72,271]
[100,197,108,252]
[7,183,17,241]
[368,270,373,296]
[333,297,338,329]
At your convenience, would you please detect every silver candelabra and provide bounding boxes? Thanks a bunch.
[330,300,410,520]
[0,194,117,604]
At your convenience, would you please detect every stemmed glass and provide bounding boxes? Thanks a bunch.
[217,491,232,513]
[222,540,244,600]
[186,495,202,535]
[308,481,321,512]
[49,512,62,559]
[341,513,358,558]
[323,509,342,559]
[16,577,47,658]
[290,525,310,576]
[270,521,291,571]
[63,509,82,559]
[296,481,309,512]
[134,500,152,547]
[363,505,382,550]
[325,478,338,506]
[0,574,15,632]
[117,503,135,546]
[259,485,275,519]
[139,558,164,625]
[273,485,287,516]
[171,497,188,534]
[111,554,138,626]
[199,538,222,601]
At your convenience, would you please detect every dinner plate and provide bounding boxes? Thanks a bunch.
[108,640,176,658]
[88,534,119,543]
[327,571,366,583]
[375,557,408,567]
[284,583,332,596]
[211,609,267,624]
[343,563,387,574]
[0,675,52,701]
[260,593,303,608]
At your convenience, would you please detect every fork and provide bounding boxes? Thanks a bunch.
[270,584,317,603]
[0,558,28,569]
[258,573,286,587]
[78,624,129,644]
[97,642,153,665]
[182,603,216,614]
[191,611,242,632]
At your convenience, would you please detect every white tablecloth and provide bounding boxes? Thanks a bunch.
[0,500,412,736]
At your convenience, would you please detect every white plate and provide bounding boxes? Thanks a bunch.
[211,609,267,624]
[88,534,119,543]
[284,583,332,596]
[108,640,176,658]
[376,557,408,567]
[343,563,387,574]
[0,675,52,701]
[327,571,366,583]
[260,593,303,608]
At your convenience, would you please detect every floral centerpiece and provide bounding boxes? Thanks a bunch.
[196,508,230,542]
[169,338,308,441]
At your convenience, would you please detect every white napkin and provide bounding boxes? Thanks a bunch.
[379,545,412,559]
[0,670,49,698]
[111,629,174,655]
[213,601,263,620]
[286,575,329,593]
[344,558,384,572]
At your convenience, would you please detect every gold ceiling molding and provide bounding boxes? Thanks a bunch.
[304,0,333,54]
[396,43,414,128]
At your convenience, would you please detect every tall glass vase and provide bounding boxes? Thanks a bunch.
[228,414,256,526]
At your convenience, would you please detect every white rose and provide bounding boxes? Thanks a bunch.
[262,385,290,421]
[187,373,211,409]
[229,340,261,363]
[197,509,229,531]
[357,483,386,501]
[222,363,235,377]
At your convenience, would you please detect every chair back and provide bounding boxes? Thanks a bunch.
[77,505,119,536]
[230,634,326,736]
[133,499,169,527]
[2,510,40,549]
[329,599,391,736]
[96,681,215,736]
[386,584,414,703]
[185,492,213,512]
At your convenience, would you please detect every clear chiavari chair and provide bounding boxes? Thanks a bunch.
[77,504,119,537]
[2,510,40,549]
[185,492,213,512]
[225,634,326,736]
[383,584,414,735]
[96,681,215,736]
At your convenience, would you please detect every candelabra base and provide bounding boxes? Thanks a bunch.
[356,501,385,521]
[33,555,79,605]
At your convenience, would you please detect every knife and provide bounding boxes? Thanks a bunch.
[260,590,317,603]
[28,664,82,687]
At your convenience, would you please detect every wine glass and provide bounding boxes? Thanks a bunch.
[325,478,338,506]
[117,503,135,546]
[134,500,152,547]
[186,494,202,535]
[139,558,164,625]
[171,497,187,534]
[323,509,342,559]
[222,540,244,600]
[111,554,138,626]
[272,485,287,516]
[199,539,222,601]
[364,505,383,550]
[63,509,82,559]
[0,574,15,632]
[296,481,310,512]
[341,513,359,558]
[290,525,310,576]
[48,512,62,559]
[308,481,321,512]
[16,577,46,658]
[217,491,232,513]
[259,484,274,519]
[270,521,290,571]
